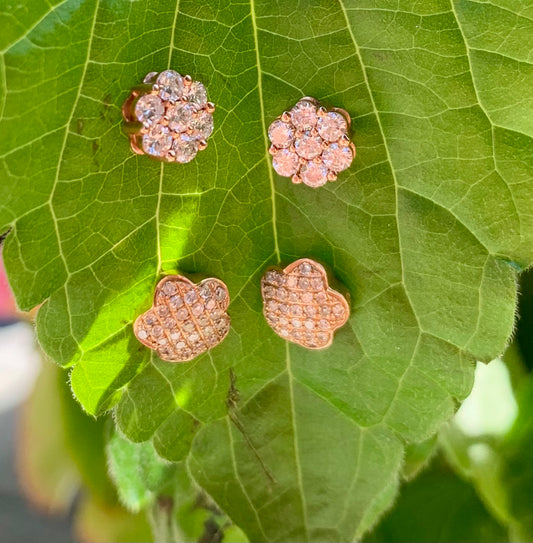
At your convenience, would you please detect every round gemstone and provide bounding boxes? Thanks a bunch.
[300,161,328,188]
[279,304,288,314]
[161,282,177,296]
[158,305,170,317]
[300,262,313,274]
[135,94,164,126]
[143,125,173,157]
[288,292,299,303]
[176,308,189,320]
[170,295,183,308]
[198,316,210,327]
[215,286,227,302]
[277,288,288,300]
[319,319,329,330]
[144,312,156,325]
[292,319,302,328]
[290,100,318,130]
[291,305,302,316]
[272,149,299,177]
[263,285,274,298]
[301,292,313,303]
[183,322,195,333]
[294,132,323,160]
[320,305,330,317]
[184,290,198,304]
[322,143,353,172]
[317,111,348,142]
[175,341,186,349]
[287,276,297,288]
[316,292,327,304]
[200,286,212,299]
[264,271,278,284]
[206,299,216,310]
[333,303,345,317]
[170,332,180,341]
[186,81,208,110]
[156,70,184,102]
[152,325,163,337]
[268,119,294,148]
[137,328,148,340]
[317,332,329,343]
[304,305,317,317]
[189,333,200,343]
[279,328,289,337]
[190,110,214,139]
[164,318,176,329]
[172,134,198,163]
[191,302,204,316]
[167,103,194,132]
[304,320,314,330]
[266,300,277,312]
[299,278,309,289]
[311,278,323,290]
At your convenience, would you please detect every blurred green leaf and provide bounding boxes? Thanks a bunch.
[4,0,533,539]
[365,460,509,543]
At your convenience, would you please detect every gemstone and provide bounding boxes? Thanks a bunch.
[320,305,330,317]
[167,102,194,132]
[186,81,208,110]
[204,326,215,337]
[299,161,328,188]
[176,308,189,320]
[301,292,313,303]
[272,149,299,177]
[191,110,214,139]
[158,338,168,346]
[161,282,177,296]
[322,143,353,172]
[311,278,323,290]
[158,305,170,317]
[145,312,156,325]
[172,134,199,163]
[164,318,176,329]
[200,286,212,299]
[292,331,302,340]
[317,111,348,142]
[333,303,345,317]
[268,119,294,148]
[279,328,289,337]
[191,302,204,316]
[183,322,195,333]
[266,300,277,312]
[290,100,318,130]
[277,288,288,300]
[170,332,180,341]
[206,299,216,310]
[300,262,313,274]
[215,286,227,302]
[185,290,198,304]
[291,305,302,316]
[299,277,309,290]
[189,333,200,343]
[135,94,164,126]
[156,70,184,102]
[279,304,288,314]
[292,319,302,328]
[170,295,183,308]
[304,305,317,317]
[143,72,159,84]
[316,292,327,304]
[317,332,329,342]
[143,125,173,157]
[152,325,163,337]
[288,292,299,303]
[304,320,314,330]
[175,341,186,349]
[198,316,210,327]
[263,285,275,298]
[279,317,289,326]
[264,271,278,284]
[287,276,298,288]
[137,328,148,340]
[319,319,329,330]
[294,132,323,160]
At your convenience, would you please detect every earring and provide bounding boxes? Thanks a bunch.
[134,275,230,362]
[122,70,215,163]
[268,97,356,188]
[261,258,349,349]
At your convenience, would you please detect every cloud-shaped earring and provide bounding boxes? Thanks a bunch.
[261,258,349,349]
[122,70,215,163]
[134,275,230,362]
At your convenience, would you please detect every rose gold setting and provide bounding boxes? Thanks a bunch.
[268,97,356,187]
[122,70,215,163]
[261,258,350,349]
[134,275,230,362]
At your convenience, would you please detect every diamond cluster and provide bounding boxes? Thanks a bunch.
[130,70,214,163]
[268,98,356,187]
[134,276,230,362]
[261,259,349,349]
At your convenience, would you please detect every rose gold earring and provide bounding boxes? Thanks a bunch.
[134,275,230,362]
[261,258,349,349]
[268,97,356,188]
[122,70,215,163]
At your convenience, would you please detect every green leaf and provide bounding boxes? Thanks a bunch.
[364,458,509,543]
[3,0,533,540]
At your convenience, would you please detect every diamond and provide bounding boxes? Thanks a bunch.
[320,305,330,317]
[291,305,302,316]
[316,292,327,304]
[304,320,314,330]
[189,333,200,343]
[191,302,204,316]
[135,94,164,126]
[215,286,227,302]
[279,304,288,314]
[164,318,176,329]
[299,277,309,289]
[185,290,198,304]
[294,132,323,160]
[191,110,214,140]
[143,125,173,157]
[137,328,148,340]
[156,70,184,102]
[158,305,170,317]
[290,100,318,130]
[333,303,345,317]
[311,278,323,290]
[176,308,189,320]
[300,262,312,274]
[170,295,183,308]
[266,300,278,312]
[317,111,348,142]
[152,325,163,337]
[319,319,329,330]
[161,282,177,296]
[302,292,313,303]
[167,102,194,132]
[172,134,198,163]
[299,161,328,188]
[268,119,294,148]
[322,143,353,173]
[272,149,299,177]
[186,81,208,110]
[304,305,317,317]
[277,288,288,300]
[292,319,302,328]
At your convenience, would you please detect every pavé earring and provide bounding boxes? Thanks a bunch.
[261,258,350,349]
[122,70,215,163]
[268,97,356,187]
[134,275,230,362]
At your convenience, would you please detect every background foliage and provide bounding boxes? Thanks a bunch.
[2,0,533,541]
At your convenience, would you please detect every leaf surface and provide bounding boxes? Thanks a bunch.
[2,0,533,540]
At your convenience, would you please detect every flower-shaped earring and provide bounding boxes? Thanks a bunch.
[122,70,215,163]
[261,258,349,349]
[134,275,230,362]
[268,97,356,187]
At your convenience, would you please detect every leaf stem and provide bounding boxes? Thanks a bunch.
[149,496,180,543]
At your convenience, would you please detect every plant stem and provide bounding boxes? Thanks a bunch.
[149,496,180,543]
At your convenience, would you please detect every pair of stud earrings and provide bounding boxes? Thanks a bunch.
[122,70,356,188]
[126,70,353,362]
[134,259,350,362]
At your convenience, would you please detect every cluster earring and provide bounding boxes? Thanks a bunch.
[268,97,356,187]
[122,70,215,163]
